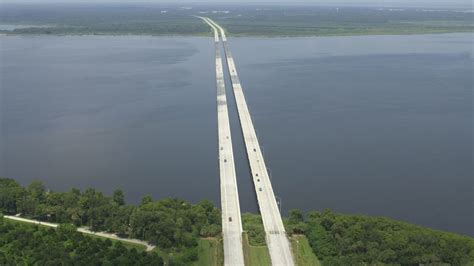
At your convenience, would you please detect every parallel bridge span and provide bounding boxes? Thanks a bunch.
[202,17,295,266]
[200,17,245,266]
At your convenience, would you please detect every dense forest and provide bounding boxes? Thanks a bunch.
[0,178,221,265]
[0,219,163,265]
[2,177,474,265]
[241,210,474,265]
[285,209,474,265]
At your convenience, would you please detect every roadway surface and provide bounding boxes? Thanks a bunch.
[201,17,245,266]
[204,18,295,266]
[4,215,155,251]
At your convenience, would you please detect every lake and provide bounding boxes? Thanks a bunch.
[1,33,472,236]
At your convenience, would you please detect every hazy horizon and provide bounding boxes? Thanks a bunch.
[1,0,472,8]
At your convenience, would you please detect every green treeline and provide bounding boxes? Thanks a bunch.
[233,211,474,265]
[0,220,163,265]
[0,178,221,265]
[285,209,474,265]
[242,210,474,264]
[0,5,472,37]
[2,177,474,265]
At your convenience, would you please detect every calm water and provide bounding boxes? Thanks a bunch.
[1,33,472,236]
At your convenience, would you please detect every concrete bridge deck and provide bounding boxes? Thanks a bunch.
[201,17,245,266]
[204,17,295,266]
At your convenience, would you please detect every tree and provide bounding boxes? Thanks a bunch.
[27,180,46,199]
[0,178,25,214]
[288,209,304,223]
[304,210,474,264]
[0,217,164,265]
[286,209,307,234]
[79,189,112,231]
[105,205,135,236]
[112,189,125,206]
[140,195,153,206]
[57,223,77,236]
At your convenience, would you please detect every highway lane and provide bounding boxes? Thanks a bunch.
[200,17,245,266]
[205,17,295,266]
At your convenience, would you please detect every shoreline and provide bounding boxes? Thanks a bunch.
[0,30,472,38]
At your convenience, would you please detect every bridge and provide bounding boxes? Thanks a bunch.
[202,17,245,266]
[202,17,295,266]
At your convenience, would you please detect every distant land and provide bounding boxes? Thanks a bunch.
[0,4,472,37]
[1,177,473,265]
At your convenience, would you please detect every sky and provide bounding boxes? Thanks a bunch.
[1,0,472,8]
